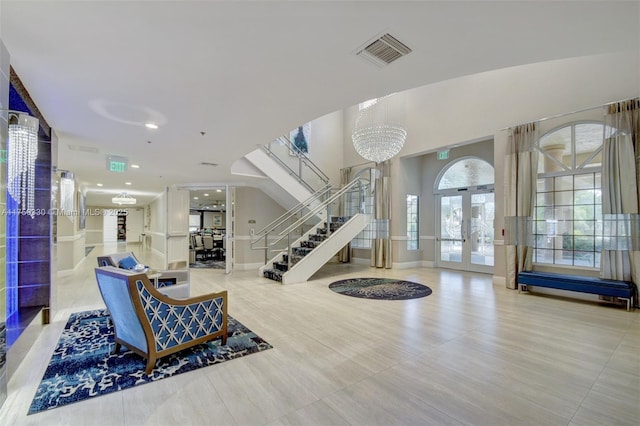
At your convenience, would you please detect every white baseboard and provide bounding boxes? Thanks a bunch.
[492,275,506,286]
[233,262,264,271]
[391,261,422,269]
[350,258,434,269]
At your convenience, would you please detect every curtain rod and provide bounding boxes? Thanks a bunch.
[500,96,639,131]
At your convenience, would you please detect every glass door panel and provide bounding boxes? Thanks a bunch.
[438,191,494,274]
[439,195,463,266]
[470,193,494,270]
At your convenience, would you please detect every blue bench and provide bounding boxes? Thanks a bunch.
[517,271,636,311]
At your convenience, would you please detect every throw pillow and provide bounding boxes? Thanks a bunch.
[118,256,138,270]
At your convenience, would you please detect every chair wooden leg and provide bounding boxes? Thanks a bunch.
[145,356,156,375]
[113,342,121,354]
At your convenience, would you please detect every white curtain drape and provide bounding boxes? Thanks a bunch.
[601,98,640,283]
[504,122,539,289]
[338,167,352,263]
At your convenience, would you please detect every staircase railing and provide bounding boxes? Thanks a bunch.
[251,183,333,263]
[271,176,371,270]
[261,136,330,193]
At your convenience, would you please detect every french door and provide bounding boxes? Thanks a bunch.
[438,191,494,274]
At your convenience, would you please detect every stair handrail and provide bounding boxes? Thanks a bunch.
[278,135,330,184]
[270,176,370,248]
[250,183,333,250]
[260,136,329,192]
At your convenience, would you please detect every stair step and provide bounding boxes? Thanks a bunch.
[273,261,288,272]
[331,216,350,224]
[263,269,283,282]
[292,247,313,256]
[300,240,321,249]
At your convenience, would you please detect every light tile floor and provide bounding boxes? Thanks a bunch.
[0,243,638,425]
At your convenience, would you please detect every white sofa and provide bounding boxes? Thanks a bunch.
[97,252,190,299]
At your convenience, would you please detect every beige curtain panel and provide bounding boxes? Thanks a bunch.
[338,167,352,263]
[372,161,392,268]
[601,98,640,283]
[504,122,539,289]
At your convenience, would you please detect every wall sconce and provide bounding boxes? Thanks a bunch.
[6,111,39,215]
[59,170,75,221]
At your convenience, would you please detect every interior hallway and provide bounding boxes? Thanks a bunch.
[0,243,638,425]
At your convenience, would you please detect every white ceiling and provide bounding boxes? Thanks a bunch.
[1,1,638,208]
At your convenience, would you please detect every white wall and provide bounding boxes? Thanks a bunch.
[341,52,640,282]
[103,213,117,243]
[84,211,103,245]
[149,191,166,256]
[125,208,144,244]
[234,186,288,269]
[305,110,344,187]
[57,188,86,272]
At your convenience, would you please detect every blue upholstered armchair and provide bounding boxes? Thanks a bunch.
[97,252,190,298]
[94,266,228,374]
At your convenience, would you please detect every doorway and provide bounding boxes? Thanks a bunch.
[435,157,495,274]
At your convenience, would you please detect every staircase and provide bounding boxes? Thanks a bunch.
[262,214,369,284]
[241,134,372,284]
[256,176,371,285]
[234,136,330,207]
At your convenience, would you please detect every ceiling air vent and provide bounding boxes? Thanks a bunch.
[356,33,412,67]
[200,162,218,167]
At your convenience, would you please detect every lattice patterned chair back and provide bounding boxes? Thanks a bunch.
[95,266,227,374]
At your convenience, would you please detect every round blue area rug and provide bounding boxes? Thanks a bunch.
[329,278,432,300]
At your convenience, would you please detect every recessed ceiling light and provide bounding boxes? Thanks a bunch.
[216,189,222,192]
[97,183,103,187]
[125,182,132,185]
[131,164,140,169]
[203,193,209,196]
[145,123,158,129]
[193,196,199,200]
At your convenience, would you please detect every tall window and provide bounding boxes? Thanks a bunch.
[407,194,418,250]
[407,195,418,250]
[532,122,604,268]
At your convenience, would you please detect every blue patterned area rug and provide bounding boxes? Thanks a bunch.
[329,278,432,300]
[28,309,272,415]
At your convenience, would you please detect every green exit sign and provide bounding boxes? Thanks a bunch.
[438,150,449,160]
[107,155,128,173]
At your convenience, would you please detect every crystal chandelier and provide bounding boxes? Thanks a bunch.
[352,95,407,163]
[7,111,39,213]
[112,193,136,205]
